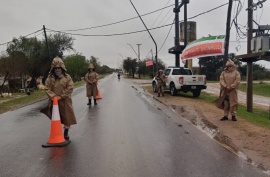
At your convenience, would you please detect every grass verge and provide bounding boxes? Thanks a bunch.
[0,80,87,114]
[143,85,270,129]
[238,83,270,97]
[0,91,47,114]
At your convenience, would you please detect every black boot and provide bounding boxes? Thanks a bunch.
[87,99,91,105]
[64,128,69,140]
[220,116,228,121]
[157,93,160,97]
[232,116,237,121]
[94,99,97,105]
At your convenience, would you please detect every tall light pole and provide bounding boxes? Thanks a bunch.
[136,44,142,60]
[129,0,158,73]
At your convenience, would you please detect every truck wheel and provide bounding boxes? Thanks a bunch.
[170,84,177,96]
[192,89,201,97]
[152,82,157,92]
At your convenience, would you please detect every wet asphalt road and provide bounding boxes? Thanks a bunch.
[0,74,268,177]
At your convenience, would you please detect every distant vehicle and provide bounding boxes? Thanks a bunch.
[152,66,207,97]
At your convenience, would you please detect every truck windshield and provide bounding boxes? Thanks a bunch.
[172,69,192,75]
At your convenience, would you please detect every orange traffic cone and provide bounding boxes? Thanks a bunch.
[96,81,102,99]
[42,97,70,148]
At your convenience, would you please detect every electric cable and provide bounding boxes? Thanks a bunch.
[60,4,175,32]
[47,3,229,37]
[138,0,171,43]
[0,29,43,46]
[158,19,175,53]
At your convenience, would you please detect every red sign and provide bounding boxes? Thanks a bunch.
[146,60,153,67]
[181,42,223,60]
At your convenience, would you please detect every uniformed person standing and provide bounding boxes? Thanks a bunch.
[42,56,77,140]
[85,64,98,105]
[155,69,167,97]
[219,59,241,121]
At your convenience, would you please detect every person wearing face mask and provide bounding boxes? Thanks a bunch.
[42,56,77,140]
[219,59,241,121]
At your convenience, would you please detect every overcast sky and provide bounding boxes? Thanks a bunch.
[1,0,270,69]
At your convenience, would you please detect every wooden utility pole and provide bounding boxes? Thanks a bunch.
[42,25,51,84]
[247,0,253,112]
[43,25,50,61]
[223,0,234,68]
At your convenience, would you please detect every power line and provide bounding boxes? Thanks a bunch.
[47,3,229,38]
[138,0,172,43]
[158,2,229,52]
[46,24,173,37]
[140,6,174,44]
[158,19,175,52]
[0,2,229,51]
[59,4,175,32]
[0,29,43,46]
[187,2,228,20]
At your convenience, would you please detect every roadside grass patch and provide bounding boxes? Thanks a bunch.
[199,93,270,129]
[238,83,270,97]
[0,90,47,114]
[143,85,270,129]
[0,80,88,114]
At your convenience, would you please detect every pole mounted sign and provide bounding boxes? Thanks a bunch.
[181,35,225,63]
[145,60,153,67]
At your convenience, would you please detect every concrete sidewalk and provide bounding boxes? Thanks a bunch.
[130,79,270,110]
[204,83,270,110]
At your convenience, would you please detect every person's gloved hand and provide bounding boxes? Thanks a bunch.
[226,86,231,92]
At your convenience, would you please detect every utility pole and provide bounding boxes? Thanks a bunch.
[247,0,253,112]
[42,25,51,84]
[136,44,142,60]
[174,0,181,67]
[43,25,50,61]
[129,0,158,74]
[169,0,189,67]
[184,3,188,68]
[223,0,234,68]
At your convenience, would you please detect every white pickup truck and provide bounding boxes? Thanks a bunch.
[152,67,207,97]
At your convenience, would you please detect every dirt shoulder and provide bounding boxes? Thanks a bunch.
[132,79,270,174]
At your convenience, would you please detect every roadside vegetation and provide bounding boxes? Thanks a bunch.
[238,82,270,97]
[0,91,47,114]
[0,80,87,114]
[143,85,270,129]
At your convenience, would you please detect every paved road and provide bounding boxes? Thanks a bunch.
[0,74,268,177]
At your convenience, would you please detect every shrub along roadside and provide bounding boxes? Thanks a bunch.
[143,85,270,129]
[0,80,86,114]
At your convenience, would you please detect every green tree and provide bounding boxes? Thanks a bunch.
[88,56,101,72]
[0,52,28,92]
[64,54,88,81]
[238,63,270,80]
[198,54,241,81]
[5,33,74,88]
[123,57,137,78]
